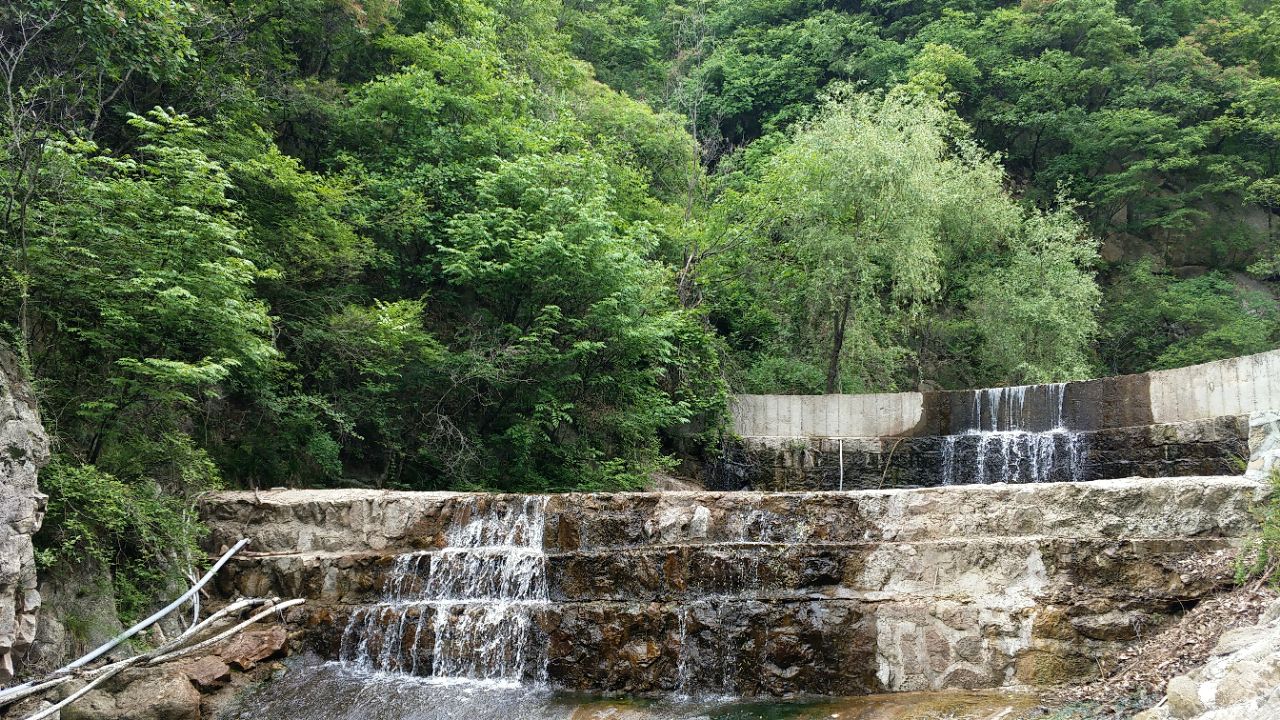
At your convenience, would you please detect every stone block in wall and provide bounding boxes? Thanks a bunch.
[0,347,48,679]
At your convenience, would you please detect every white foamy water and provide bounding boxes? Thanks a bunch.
[338,497,550,684]
[940,383,1087,485]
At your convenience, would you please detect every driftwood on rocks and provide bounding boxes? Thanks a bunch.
[0,538,304,719]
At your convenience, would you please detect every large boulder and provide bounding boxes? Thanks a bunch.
[60,669,202,720]
[0,346,48,679]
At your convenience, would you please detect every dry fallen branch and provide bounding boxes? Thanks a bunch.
[148,598,305,666]
[0,538,305,720]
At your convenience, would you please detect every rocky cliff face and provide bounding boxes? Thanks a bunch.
[0,347,48,679]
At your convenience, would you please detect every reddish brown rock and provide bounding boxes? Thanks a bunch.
[218,625,287,670]
[177,655,232,691]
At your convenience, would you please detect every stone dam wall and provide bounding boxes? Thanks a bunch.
[201,477,1265,696]
[718,348,1280,490]
[731,348,1280,439]
[713,416,1250,491]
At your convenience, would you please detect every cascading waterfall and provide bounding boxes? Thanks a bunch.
[939,383,1086,485]
[338,497,550,684]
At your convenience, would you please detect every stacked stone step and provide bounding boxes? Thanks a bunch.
[200,477,1265,696]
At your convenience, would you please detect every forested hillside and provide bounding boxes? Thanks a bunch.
[564,0,1280,383]
[1,0,1277,615]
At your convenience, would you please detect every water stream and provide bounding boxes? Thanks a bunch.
[220,656,1042,720]
[338,497,550,684]
[940,383,1087,485]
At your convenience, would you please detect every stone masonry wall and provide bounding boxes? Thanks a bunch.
[710,416,1250,491]
[200,477,1265,696]
[0,347,47,679]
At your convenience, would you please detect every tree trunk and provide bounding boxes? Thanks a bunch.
[825,293,852,394]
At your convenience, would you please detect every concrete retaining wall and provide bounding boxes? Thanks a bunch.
[732,348,1280,439]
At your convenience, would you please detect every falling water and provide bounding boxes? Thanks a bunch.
[939,383,1087,485]
[338,497,550,684]
[670,547,771,697]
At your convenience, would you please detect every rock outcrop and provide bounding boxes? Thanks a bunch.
[200,476,1265,696]
[0,347,48,679]
[53,627,289,720]
[1250,410,1280,478]
[1135,599,1280,720]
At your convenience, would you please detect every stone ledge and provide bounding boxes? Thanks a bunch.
[201,476,1266,555]
[217,538,1238,606]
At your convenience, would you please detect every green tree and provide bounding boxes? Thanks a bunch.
[710,91,1099,393]
[13,109,273,608]
[1098,262,1279,374]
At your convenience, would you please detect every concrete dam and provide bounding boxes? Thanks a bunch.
[200,350,1280,699]
[721,349,1280,490]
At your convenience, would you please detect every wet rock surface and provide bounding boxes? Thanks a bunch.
[710,416,1249,491]
[200,477,1264,696]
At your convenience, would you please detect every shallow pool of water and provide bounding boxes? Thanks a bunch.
[219,657,1043,720]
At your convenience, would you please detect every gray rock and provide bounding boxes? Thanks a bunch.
[0,345,48,679]
[1146,600,1280,720]
[1167,675,1206,718]
[1212,628,1262,657]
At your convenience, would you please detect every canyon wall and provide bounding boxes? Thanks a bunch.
[0,348,47,679]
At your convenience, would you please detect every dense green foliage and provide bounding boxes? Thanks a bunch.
[567,0,1280,259]
[561,0,1280,389]
[1,0,1276,609]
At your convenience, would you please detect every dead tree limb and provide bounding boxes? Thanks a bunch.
[0,537,304,719]
[148,598,305,665]
[64,538,252,672]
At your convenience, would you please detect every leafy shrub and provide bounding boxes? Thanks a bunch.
[35,458,211,624]
[1236,469,1280,586]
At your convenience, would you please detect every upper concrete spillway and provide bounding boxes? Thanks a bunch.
[731,349,1280,440]
[202,476,1265,696]
[714,349,1280,490]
